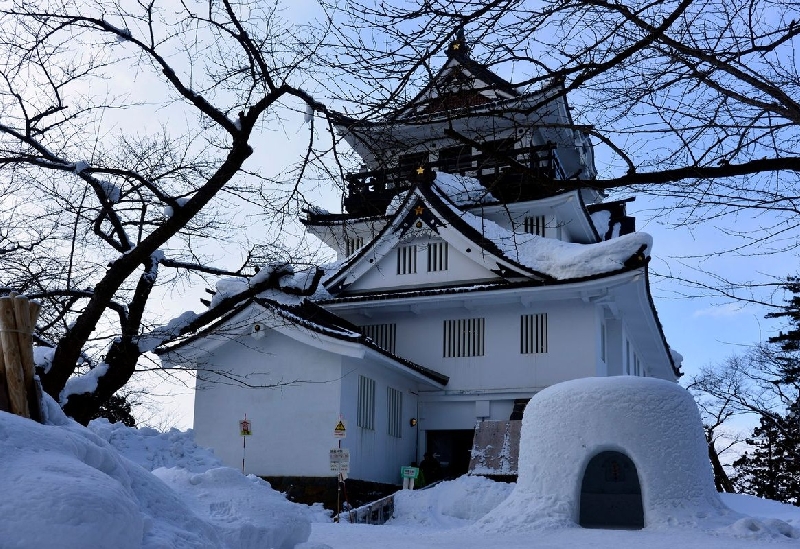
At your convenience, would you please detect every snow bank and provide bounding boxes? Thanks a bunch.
[88,418,222,472]
[156,467,324,549]
[475,377,797,540]
[389,476,514,529]
[0,397,322,549]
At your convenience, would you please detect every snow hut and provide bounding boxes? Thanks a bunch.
[479,376,727,530]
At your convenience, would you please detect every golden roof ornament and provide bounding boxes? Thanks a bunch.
[448,28,470,56]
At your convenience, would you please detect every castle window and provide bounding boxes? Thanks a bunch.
[600,321,607,363]
[438,145,472,173]
[524,215,547,237]
[520,313,548,354]
[443,317,485,357]
[397,245,417,275]
[345,236,364,256]
[398,151,429,173]
[625,339,631,374]
[427,241,449,272]
[357,375,376,430]
[387,387,403,438]
[480,138,515,169]
[361,323,397,354]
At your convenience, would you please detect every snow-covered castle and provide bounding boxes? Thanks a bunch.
[157,35,681,487]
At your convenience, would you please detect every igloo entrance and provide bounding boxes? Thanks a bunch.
[579,451,644,530]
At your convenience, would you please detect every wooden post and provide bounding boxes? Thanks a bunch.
[14,297,40,422]
[0,340,9,413]
[0,296,28,418]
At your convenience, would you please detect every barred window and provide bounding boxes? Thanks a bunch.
[397,245,417,275]
[625,339,631,374]
[520,313,548,354]
[361,323,397,354]
[345,236,364,256]
[524,215,547,237]
[357,375,375,430]
[387,387,403,438]
[600,322,607,363]
[427,241,449,272]
[443,318,485,357]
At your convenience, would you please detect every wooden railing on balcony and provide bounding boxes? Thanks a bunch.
[342,144,566,217]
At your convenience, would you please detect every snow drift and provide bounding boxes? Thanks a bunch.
[0,396,323,549]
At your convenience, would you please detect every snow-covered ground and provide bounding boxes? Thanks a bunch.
[1,395,798,549]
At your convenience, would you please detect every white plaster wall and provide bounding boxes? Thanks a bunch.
[192,329,342,477]
[419,399,478,431]
[337,358,420,485]
[356,299,599,392]
[347,237,500,293]
[480,212,561,240]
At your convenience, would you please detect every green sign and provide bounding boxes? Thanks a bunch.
[401,466,419,479]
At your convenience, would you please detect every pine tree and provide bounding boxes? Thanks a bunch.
[733,277,800,505]
[733,409,800,505]
[767,276,800,382]
[89,393,136,427]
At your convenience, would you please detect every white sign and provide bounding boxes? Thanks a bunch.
[329,448,350,473]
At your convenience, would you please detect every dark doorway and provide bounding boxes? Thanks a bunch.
[426,429,475,479]
[579,451,644,529]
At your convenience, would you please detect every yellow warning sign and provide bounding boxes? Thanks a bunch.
[334,419,347,439]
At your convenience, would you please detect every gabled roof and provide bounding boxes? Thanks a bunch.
[157,295,449,386]
[323,173,652,295]
[323,180,556,294]
[392,33,520,120]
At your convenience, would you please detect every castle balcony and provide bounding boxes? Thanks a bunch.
[342,144,567,217]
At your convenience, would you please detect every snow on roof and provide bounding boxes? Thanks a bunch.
[249,298,449,385]
[430,172,496,207]
[589,209,611,238]
[428,184,651,280]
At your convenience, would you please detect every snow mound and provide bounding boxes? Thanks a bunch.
[0,407,220,549]
[724,516,800,540]
[156,467,327,548]
[388,476,514,528]
[88,418,222,472]
[0,396,320,549]
[720,493,800,525]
